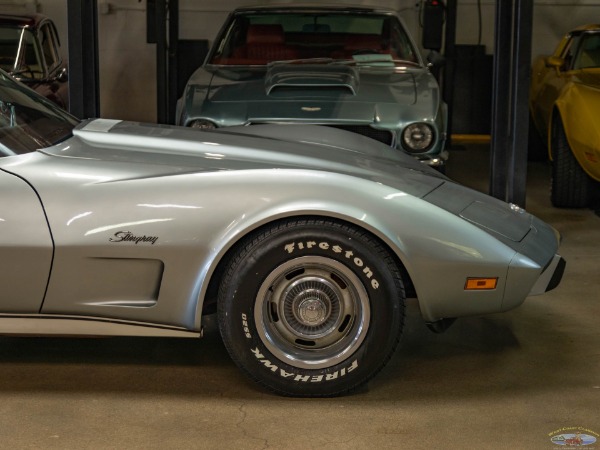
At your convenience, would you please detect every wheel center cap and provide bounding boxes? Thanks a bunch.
[297,298,326,325]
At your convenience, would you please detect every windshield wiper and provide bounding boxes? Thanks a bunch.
[268,57,335,66]
[331,58,422,67]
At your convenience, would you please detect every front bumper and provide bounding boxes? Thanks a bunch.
[529,254,567,296]
[416,149,449,167]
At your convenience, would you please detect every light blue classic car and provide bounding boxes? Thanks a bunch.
[177,5,448,167]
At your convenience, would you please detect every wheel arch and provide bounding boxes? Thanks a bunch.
[551,89,600,182]
[199,214,416,320]
[214,214,409,396]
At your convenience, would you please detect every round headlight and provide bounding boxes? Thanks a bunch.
[189,119,217,130]
[402,123,434,152]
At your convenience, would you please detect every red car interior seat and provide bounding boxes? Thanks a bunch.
[232,24,298,63]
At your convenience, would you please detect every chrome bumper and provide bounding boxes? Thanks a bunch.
[417,149,449,167]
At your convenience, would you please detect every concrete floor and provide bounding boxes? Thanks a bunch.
[1,144,599,449]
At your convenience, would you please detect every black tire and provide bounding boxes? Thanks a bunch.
[217,218,405,397]
[551,118,591,208]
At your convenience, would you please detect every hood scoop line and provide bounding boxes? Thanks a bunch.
[265,64,358,96]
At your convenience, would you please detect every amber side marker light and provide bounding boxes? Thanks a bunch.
[465,278,498,290]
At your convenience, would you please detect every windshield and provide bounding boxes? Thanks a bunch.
[209,11,420,66]
[0,26,44,80]
[573,32,600,70]
[0,70,78,156]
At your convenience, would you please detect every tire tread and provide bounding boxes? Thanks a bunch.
[551,118,591,208]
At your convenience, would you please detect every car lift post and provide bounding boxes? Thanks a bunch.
[489,0,534,207]
[67,0,100,119]
[148,0,179,124]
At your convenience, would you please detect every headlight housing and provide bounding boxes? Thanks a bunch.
[189,119,217,130]
[401,123,434,152]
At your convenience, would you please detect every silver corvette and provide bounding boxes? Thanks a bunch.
[1,71,564,396]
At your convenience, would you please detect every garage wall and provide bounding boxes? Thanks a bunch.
[454,1,600,57]
[8,0,600,123]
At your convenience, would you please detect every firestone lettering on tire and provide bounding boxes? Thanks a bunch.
[283,241,380,290]
[251,347,358,382]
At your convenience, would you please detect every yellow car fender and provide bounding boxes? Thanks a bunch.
[552,82,600,182]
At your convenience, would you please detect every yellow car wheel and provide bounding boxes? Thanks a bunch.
[551,119,592,208]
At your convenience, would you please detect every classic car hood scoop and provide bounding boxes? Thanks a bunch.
[206,65,417,109]
[265,64,358,96]
[205,65,417,124]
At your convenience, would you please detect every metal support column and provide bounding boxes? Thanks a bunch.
[67,0,99,119]
[507,0,534,206]
[442,0,457,147]
[490,0,512,200]
[154,0,168,124]
[167,0,179,124]
[489,0,534,207]
[151,0,179,124]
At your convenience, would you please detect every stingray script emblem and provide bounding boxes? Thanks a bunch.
[109,231,158,245]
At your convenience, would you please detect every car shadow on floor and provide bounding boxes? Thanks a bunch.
[0,300,579,401]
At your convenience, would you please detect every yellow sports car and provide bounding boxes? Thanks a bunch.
[530,24,600,208]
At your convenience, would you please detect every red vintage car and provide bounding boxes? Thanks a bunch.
[0,13,68,109]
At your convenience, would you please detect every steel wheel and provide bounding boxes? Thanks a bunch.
[255,256,370,369]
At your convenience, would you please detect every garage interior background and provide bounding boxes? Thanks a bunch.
[2,0,598,124]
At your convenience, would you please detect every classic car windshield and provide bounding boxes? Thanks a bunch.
[574,32,600,69]
[209,11,419,66]
[0,70,78,156]
[0,26,43,79]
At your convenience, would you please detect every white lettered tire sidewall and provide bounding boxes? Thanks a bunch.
[218,219,405,397]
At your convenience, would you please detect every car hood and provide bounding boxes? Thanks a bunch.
[39,120,444,198]
[574,68,600,88]
[188,64,424,125]
[21,120,541,251]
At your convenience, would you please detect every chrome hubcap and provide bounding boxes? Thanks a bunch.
[255,256,370,370]
[284,278,339,335]
[297,297,326,325]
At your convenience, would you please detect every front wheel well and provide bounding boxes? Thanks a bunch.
[201,215,416,315]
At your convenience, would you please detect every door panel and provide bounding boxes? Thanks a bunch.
[0,169,53,312]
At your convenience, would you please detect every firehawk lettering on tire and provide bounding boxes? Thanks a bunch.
[250,347,359,382]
